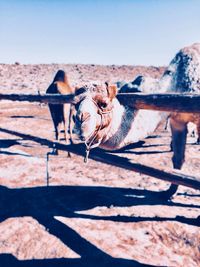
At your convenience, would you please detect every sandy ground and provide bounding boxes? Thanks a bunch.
[0,63,199,267]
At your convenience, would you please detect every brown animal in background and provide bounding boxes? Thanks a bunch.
[46,70,74,151]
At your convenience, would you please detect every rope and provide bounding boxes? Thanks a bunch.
[83,99,113,163]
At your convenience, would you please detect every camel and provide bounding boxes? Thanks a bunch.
[71,81,173,196]
[72,81,167,150]
[121,44,200,196]
[125,74,200,143]
[118,75,160,93]
[46,70,74,153]
[158,43,200,179]
[71,43,200,199]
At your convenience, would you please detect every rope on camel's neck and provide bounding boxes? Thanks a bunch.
[73,95,113,163]
[84,103,113,163]
[84,113,103,163]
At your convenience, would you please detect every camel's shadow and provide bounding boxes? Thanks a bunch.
[1,185,200,222]
[0,127,200,266]
[0,185,199,267]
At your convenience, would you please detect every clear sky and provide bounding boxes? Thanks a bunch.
[0,0,199,66]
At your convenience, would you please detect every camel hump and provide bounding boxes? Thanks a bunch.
[53,70,67,83]
[52,70,75,94]
[55,81,74,94]
[180,43,200,58]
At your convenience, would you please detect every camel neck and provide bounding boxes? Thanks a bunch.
[99,99,164,151]
[99,99,135,150]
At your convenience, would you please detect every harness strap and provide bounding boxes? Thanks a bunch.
[84,99,112,163]
[73,96,112,163]
[84,112,103,163]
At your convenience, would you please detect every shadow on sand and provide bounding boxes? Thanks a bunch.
[0,185,199,267]
[0,127,200,266]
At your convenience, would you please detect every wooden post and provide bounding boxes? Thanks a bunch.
[0,127,199,191]
[0,93,74,104]
[0,92,200,113]
[117,93,200,113]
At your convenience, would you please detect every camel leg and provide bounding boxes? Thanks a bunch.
[48,105,58,155]
[63,104,71,144]
[69,104,75,143]
[162,119,187,199]
[54,126,59,142]
[52,122,62,155]
[164,115,170,131]
[57,122,63,142]
[196,121,200,144]
[49,104,66,155]
[52,121,64,155]
[170,141,173,152]
[63,104,72,157]
[171,121,187,169]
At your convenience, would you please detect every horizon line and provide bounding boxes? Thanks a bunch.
[0,62,167,68]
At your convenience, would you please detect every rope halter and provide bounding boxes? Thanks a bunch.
[72,86,114,163]
[83,98,113,163]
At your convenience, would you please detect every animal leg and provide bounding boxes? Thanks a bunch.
[63,104,71,144]
[57,122,63,142]
[54,126,59,142]
[63,104,72,157]
[171,120,187,169]
[52,123,60,155]
[52,122,63,155]
[164,115,170,131]
[162,119,187,199]
[169,141,173,152]
[69,104,76,143]
[196,121,200,144]
[48,104,62,142]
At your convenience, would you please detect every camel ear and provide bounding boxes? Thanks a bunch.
[105,82,117,100]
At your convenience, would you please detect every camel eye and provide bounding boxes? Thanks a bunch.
[99,102,108,109]
[165,70,173,76]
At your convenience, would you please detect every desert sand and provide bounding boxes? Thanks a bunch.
[0,63,199,267]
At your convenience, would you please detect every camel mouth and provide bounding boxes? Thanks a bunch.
[72,125,94,143]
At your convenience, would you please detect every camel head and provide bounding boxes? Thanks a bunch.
[72,82,117,147]
[160,43,200,93]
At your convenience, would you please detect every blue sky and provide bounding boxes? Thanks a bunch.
[0,0,199,65]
